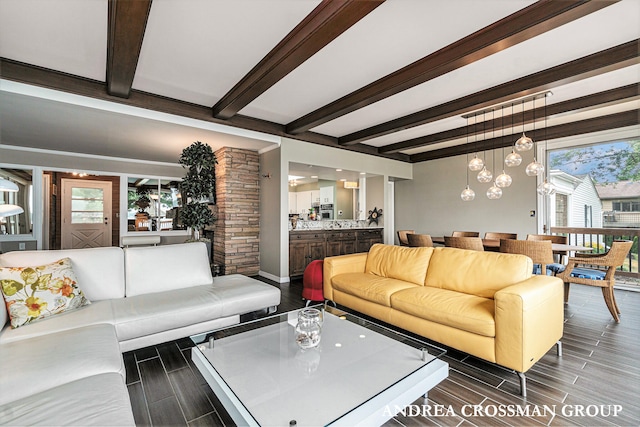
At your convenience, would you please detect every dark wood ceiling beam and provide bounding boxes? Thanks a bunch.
[340,39,639,145]
[285,0,615,135]
[212,0,385,120]
[0,58,409,162]
[410,109,639,163]
[380,83,640,154]
[107,0,152,98]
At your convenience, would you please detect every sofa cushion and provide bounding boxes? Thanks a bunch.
[112,284,223,341]
[391,287,496,337]
[331,272,419,307]
[0,323,123,406]
[425,247,532,298]
[209,274,281,317]
[0,300,114,344]
[0,247,125,301]
[124,242,213,297]
[0,373,135,426]
[0,258,91,328]
[364,244,433,286]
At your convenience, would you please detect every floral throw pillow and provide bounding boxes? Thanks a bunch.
[0,258,91,328]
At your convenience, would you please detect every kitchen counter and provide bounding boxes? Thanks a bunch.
[289,219,382,231]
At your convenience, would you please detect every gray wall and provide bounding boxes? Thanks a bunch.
[395,150,538,242]
[258,147,283,281]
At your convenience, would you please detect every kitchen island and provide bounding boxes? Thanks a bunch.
[289,221,383,277]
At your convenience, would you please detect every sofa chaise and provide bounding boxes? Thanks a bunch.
[323,243,564,396]
[0,242,281,426]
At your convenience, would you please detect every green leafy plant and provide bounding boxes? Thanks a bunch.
[179,141,217,240]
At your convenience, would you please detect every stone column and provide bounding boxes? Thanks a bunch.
[213,147,260,275]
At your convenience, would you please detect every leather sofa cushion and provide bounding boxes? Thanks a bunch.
[391,287,495,337]
[0,373,135,426]
[425,248,532,298]
[0,323,124,406]
[0,247,125,301]
[112,284,223,341]
[331,272,418,307]
[365,244,433,286]
[209,274,281,317]
[0,300,114,345]
[124,242,213,297]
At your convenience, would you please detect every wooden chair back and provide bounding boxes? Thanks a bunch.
[452,231,480,237]
[397,230,414,246]
[407,233,433,247]
[444,236,484,251]
[527,234,568,263]
[484,232,517,240]
[500,239,553,274]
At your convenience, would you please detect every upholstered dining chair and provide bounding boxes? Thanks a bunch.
[452,231,480,237]
[500,239,555,276]
[484,232,517,240]
[397,230,414,246]
[444,236,484,251]
[407,233,433,247]
[556,240,633,323]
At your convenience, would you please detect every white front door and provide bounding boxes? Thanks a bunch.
[61,179,112,249]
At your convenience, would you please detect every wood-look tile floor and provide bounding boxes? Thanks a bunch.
[125,278,640,427]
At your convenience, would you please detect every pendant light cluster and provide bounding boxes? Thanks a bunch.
[461,92,555,201]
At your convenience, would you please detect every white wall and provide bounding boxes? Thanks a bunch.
[395,149,539,241]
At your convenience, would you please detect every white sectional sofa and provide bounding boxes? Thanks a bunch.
[0,242,281,426]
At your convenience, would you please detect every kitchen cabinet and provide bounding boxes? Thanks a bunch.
[295,191,312,215]
[288,192,297,214]
[319,186,334,204]
[289,228,382,277]
[311,190,320,204]
[289,231,326,276]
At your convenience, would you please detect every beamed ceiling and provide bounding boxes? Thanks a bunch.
[0,0,638,165]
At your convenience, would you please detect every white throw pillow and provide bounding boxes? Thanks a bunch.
[0,258,91,328]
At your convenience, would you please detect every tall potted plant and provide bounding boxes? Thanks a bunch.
[179,141,217,241]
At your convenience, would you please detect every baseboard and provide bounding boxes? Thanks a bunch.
[258,270,289,283]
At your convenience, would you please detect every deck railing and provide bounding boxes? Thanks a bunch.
[550,227,639,279]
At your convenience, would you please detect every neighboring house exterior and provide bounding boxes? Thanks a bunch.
[595,180,640,228]
[549,170,603,228]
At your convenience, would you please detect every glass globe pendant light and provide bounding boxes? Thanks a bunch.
[461,117,475,201]
[495,107,512,188]
[515,99,533,152]
[487,182,503,199]
[505,150,522,167]
[477,165,492,183]
[461,185,475,201]
[526,159,545,176]
[468,155,484,171]
[537,93,556,195]
[537,179,556,195]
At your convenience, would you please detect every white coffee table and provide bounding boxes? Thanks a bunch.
[191,306,448,426]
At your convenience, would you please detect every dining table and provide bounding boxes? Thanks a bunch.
[430,237,593,253]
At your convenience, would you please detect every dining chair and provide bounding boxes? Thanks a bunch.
[452,231,480,237]
[484,232,517,240]
[526,234,569,265]
[444,236,484,251]
[499,239,555,275]
[397,230,414,246]
[407,233,433,247]
[556,240,633,323]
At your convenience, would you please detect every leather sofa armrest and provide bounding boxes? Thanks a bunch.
[323,253,368,301]
[494,275,564,373]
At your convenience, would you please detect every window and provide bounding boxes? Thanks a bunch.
[555,194,568,227]
[127,177,183,232]
[584,205,592,227]
[71,187,104,224]
[0,167,33,235]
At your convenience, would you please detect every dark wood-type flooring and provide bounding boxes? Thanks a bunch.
[125,278,640,426]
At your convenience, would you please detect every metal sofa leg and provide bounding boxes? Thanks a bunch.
[556,340,563,357]
[517,372,527,398]
[267,305,277,314]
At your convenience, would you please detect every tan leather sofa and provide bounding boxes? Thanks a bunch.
[323,244,564,396]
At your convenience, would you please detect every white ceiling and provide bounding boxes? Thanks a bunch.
[0,0,638,164]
